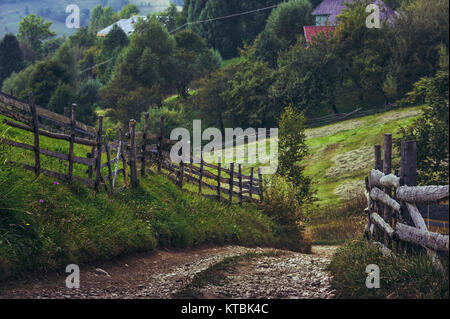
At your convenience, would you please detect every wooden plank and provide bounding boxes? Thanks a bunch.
[104,136,114,191]
[405,202,427,233]
[380,174,400,189]
[401,141,417,187]
[68,104,76,182]
[258,167,264,203]
[0,103,32,125]
[129,119,138,187]
[217,161,221,202]
[29,92,40,177]
[119,128,128,189]
[397,185,449,204]
[384,133,393,249]
[374,145,382,171]
[0,92,97,135]
[238,164,243,206]
[141,112,149,177]
[369,169,385,188]
[95,117,104,191]
[396,222,449,252]
[370,212,396,239]
[2,119,97,146]
[229,163,234,203]
[199,152,203,195]
[370,187,401,212]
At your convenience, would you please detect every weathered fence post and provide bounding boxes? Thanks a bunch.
[383,133,393,249]
[95,116,104,191]
[29,92,40,177]
[198,152,203,195]
[401,141,417,187]
[104,135,113,191]
[87,150,94,179]
[179,160,184,189]
[373,144,383,242]
[217,159,221,202]
[374,144,382,171]
[158,116,165,174]
[258,167,264,203]
[129,119,138,187]
[400,140,418,254]
[229,162,234,203]
[119,128,128,188]
[141,112,149,177]
[250,167,254,200]
[238,164,243,206]
[68,103,77,182]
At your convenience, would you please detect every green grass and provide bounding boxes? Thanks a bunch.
[328,239,449,299]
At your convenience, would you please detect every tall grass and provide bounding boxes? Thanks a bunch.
[328,239,449,299]
[306,190,367,244]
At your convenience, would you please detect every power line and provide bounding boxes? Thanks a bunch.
[169,3,281,34]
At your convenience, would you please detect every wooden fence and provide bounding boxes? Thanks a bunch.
[364,133,449,265]
[0,91,264,204]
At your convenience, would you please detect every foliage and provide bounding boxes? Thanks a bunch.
[0,34,24,87]
[273,34,341,117]
[223,56,277,128]
[262,174,311,252]
[174,30,219,98]
[388,0,449,98]
[195,63,238,132]
[100,17,176,123]
[184,0,283,59]
[397,70,449,185]
[17,14,56,62]
[89,5,116,33]
[277,105,313,205]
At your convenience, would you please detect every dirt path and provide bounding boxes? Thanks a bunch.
[0,245,339,299]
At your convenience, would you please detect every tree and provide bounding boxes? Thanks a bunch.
[118,4,140,19]
[278,105,312,205]
[96,24,129,84]
[174,30,219,98]
[223,56,277,128]
[195,64,238,133]
[334,1,392,106]
[89,5,116,33]
[272,34,341,116]
[397,69,449,185]
[185,0,283,59]
[388,0,449,98]
[17,14,56,61]
[101,18,176,122]
[48,81,73,114]
[0,34,24,87]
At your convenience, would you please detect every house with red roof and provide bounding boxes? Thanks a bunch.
[303,0,397,44]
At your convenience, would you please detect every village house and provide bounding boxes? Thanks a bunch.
[303,0,397,44]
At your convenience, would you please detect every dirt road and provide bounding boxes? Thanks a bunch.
[0,245,338,299]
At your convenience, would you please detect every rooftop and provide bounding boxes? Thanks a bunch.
[97,16,147,37]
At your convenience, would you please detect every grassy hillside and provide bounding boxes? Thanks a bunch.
[0,114,297,281]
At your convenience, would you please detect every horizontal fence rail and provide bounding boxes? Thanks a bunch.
[364,134,449,268]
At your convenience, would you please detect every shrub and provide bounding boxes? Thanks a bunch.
[262,174,311,252]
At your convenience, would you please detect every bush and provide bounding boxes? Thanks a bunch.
[262,174,311,252]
